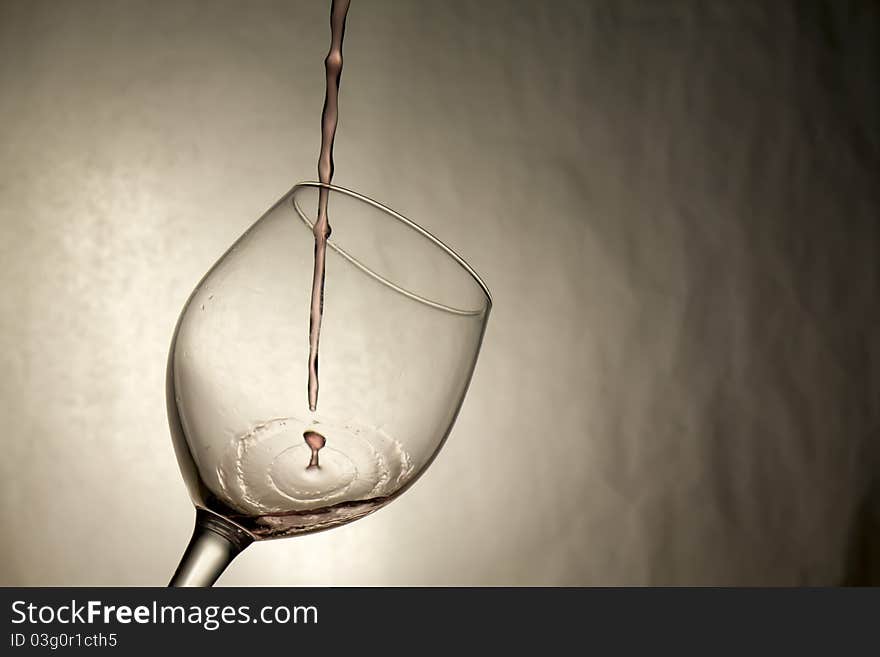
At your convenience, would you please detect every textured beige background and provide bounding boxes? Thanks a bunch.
[1,0,878,585]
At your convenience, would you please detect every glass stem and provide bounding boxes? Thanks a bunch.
[168,508,254,587]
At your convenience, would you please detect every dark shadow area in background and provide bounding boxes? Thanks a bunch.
[820,0,880,587]
[842,474,880,585]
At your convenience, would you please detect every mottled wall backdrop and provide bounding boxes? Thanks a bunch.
[0,0,877,585]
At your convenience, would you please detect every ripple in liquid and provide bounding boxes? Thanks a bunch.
[217,416,413,518]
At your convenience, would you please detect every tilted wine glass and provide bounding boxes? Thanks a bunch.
[166,182,492,586]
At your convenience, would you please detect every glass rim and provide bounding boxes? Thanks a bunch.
[291,181,493,316]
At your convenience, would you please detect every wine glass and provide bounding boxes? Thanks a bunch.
[166,182,492,586]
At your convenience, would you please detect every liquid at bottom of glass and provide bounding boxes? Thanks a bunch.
[209,415,414,539]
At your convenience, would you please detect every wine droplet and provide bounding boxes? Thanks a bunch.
[303,430,327,469]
